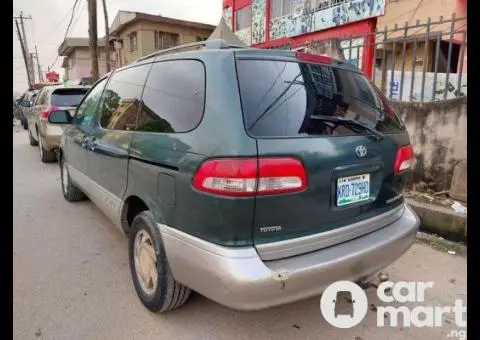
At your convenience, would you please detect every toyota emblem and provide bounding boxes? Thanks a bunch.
[355,145,367,158]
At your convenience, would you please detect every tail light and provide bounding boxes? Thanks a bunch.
[193,158,308,197]
[394,145,415,174]
[40,106,60,119]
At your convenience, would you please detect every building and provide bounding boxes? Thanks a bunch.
[58,37,116,81]
[222,0,388,78]
[376,0,467,75]
[109,11,216,66]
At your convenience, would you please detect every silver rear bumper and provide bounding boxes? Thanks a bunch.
[159,203,420,311]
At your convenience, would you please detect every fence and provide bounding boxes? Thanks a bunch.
[265,13,467,103]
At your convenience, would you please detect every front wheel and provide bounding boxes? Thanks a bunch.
[22,118,28,130]
[129,211,191,313]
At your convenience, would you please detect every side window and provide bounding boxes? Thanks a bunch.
[137,60,205,133]
[98,64,150,131]
[37,90,47,105]
[74,77,108,128]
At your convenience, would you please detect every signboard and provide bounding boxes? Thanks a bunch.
[46,71,59,83]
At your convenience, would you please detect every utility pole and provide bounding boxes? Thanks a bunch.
[29,53,36,84]
[35,45,43,82]
[102,0,110,72]
[88,0,99,81]
[19,12,35,85]
[14,18,32,87]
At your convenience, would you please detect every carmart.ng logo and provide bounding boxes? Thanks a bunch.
[320,280,466,332]
[320,281,368,328]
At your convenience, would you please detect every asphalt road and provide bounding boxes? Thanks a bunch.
[13,124,467,340]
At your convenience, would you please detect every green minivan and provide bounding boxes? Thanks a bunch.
[57,40,419,313]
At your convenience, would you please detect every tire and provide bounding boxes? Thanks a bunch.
[129,211,191,313]
[60,155,86,202]
[22,118,28,130]
[38,135,57,163]
[28,128,38,146]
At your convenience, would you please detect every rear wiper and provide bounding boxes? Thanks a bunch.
[310,115,385,141]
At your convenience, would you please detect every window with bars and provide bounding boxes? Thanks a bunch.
[129,32,137,52]
[155,32,179,50]
[235,6,252,31]
[271,0,293,19]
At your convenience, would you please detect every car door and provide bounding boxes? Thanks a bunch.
[84,63,152,224]
[29,89,47,140]
[63,77,109,189]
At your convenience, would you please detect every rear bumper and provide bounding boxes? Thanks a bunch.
[160,203,420,311]
[41,125,63,150]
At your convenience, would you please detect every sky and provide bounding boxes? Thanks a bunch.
[13,0,222,95]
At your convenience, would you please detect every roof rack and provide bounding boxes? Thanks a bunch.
[136,39,246,62]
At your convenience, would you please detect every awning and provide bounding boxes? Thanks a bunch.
[208,17,248,47]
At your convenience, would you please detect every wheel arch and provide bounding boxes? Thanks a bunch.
[120,195,168,237]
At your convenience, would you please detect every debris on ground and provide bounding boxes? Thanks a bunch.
[406,190,467,213]
[451,201,467,215]
[415,232,467,257]
[447,250,456,255]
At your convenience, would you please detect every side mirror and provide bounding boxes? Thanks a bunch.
[48,110,73,124]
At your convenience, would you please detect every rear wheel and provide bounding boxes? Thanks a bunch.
[60,155,86,202]
[28,128,38,146]
[38,135,56,163]
[129,211,191,313]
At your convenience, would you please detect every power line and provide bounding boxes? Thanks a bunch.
[48,0,81,71]
[49,1,80,36]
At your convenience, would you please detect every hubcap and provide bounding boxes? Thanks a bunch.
[62,161,69,194]
[133,230,158,295]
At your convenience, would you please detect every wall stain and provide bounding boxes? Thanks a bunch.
[392,97,467,191]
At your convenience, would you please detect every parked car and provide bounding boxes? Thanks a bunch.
[27,85,89,163]
[57,40,419,313]
[13,99,22,123]
[18,90,38,129]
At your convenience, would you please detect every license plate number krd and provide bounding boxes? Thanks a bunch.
[337,174,370,206]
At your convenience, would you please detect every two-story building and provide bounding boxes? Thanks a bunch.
[222,0,388,78]
[109,11,216,67]
[58,37,116,82]
[377,0,467,74]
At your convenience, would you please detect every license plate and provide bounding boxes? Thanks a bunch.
[337,174,370,207]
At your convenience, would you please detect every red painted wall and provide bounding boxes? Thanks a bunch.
[233,0,251,10]
[252,19,377,78]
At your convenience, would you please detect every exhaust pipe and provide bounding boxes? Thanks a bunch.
[358,271,389,290]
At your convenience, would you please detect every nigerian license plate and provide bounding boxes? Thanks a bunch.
[337,174,370,207]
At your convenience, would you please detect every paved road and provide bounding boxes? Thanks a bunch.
[13,125,467,340]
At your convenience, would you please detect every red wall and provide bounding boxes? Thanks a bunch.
[223,0,377,77]
[252,19,377,78]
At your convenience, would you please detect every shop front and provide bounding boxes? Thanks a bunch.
[222,0,386,78]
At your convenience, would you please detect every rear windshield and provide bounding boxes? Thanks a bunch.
[236,59,405,137]
[51,88,88,107]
